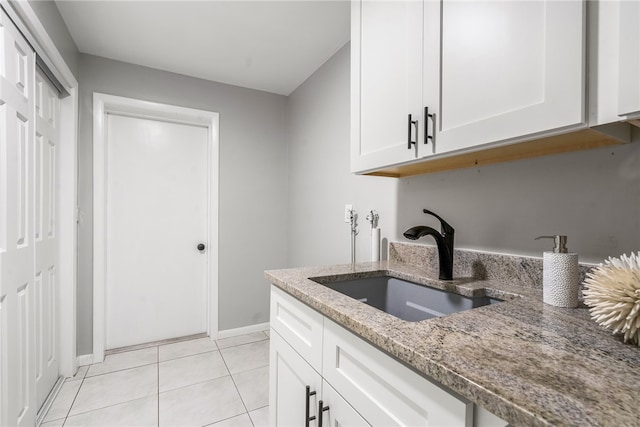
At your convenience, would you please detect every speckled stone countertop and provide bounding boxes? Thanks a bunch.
[264,243,640,427]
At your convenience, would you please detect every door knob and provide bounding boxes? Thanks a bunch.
[197,243,205,251]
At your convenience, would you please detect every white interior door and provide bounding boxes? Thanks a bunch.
[0,8,37,426]
[105,113,209,350]
[34,69,60,410]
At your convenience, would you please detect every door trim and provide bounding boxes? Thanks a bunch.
[93,93,220,362]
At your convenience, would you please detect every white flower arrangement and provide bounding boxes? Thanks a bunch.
[583,252,640,346]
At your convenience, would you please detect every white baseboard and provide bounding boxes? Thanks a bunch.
[217,322,270,340]
[77,354,94,367]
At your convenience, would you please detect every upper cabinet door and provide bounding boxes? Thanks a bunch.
[424,0,586,155]
[351,0,424,173]
[618,0,640,118]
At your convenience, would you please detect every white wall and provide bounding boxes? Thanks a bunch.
[77,54,288,354]
[286,44,640,267]
[286,44,398,267]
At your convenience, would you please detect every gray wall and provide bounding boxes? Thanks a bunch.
[286,44,640,267]
[77,54,288,354]
[76,38,640,355]
[28,0,78,78]
[397,143,640,264]
[286,44,398,267]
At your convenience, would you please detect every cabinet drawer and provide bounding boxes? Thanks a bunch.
[270,285,324,371]
[323,319,472,427]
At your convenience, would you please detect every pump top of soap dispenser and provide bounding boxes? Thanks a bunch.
[535,235,568,253]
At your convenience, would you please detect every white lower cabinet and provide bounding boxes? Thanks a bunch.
[321,380,371,427]
[270,286,324,371]
[269,329,322,426]
[269,328,372,427]
[269,285,508,427]
[323,318,472,426]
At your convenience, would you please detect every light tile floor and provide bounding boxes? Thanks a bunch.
[43,331,270,427]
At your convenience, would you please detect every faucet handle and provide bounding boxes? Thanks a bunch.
[422,209,454,235]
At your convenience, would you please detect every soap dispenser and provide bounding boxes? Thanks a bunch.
[535,235,579,308]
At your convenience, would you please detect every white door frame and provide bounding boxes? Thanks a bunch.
[93,93,219,362]
[2,1,79,379]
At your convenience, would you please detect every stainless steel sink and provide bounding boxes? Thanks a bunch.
[313,275,502,322]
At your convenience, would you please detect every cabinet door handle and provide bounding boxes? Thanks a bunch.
[425,106,436,146]
[305,386,317,427]
[318,400,330,426]
[407,114,418,149]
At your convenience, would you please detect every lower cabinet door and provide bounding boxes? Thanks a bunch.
[320,380,371,427]
[475,406,509,427]
[270,328,322,427]
[323,319,472,426]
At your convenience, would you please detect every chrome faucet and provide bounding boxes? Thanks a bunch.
[403,209,455,281]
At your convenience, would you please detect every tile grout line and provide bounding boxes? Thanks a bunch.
[84,360,158,379]
[158,348,221,364]
[224,337,271,427]
[218,347,253,426]
[62,350,159,421]
[54,334,268,426]
[155,336,268,364]
[217,339,268,352]
[61,367,87,425]
[159,372,237,393]
[60,395,157,421]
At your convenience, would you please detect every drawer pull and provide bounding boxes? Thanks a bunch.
[407,114,418,149]
[305,385,317,427]
[318,400,330,426]
[425,106,436,147]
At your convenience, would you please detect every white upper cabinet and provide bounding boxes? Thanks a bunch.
[618,0,640,119]
[351,0,427,173]
[424,0,585,154]
[352,0,589,173]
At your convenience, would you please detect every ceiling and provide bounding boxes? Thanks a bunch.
[55,1,350,95]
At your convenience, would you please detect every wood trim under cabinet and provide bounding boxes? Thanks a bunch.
[364,127,627,178]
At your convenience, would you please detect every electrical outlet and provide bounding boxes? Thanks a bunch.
[344,204,353,223]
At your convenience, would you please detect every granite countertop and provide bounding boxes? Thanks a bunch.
[264,243,640,427]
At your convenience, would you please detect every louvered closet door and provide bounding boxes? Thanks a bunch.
[0,7,37,427]
[34,69,60,411]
